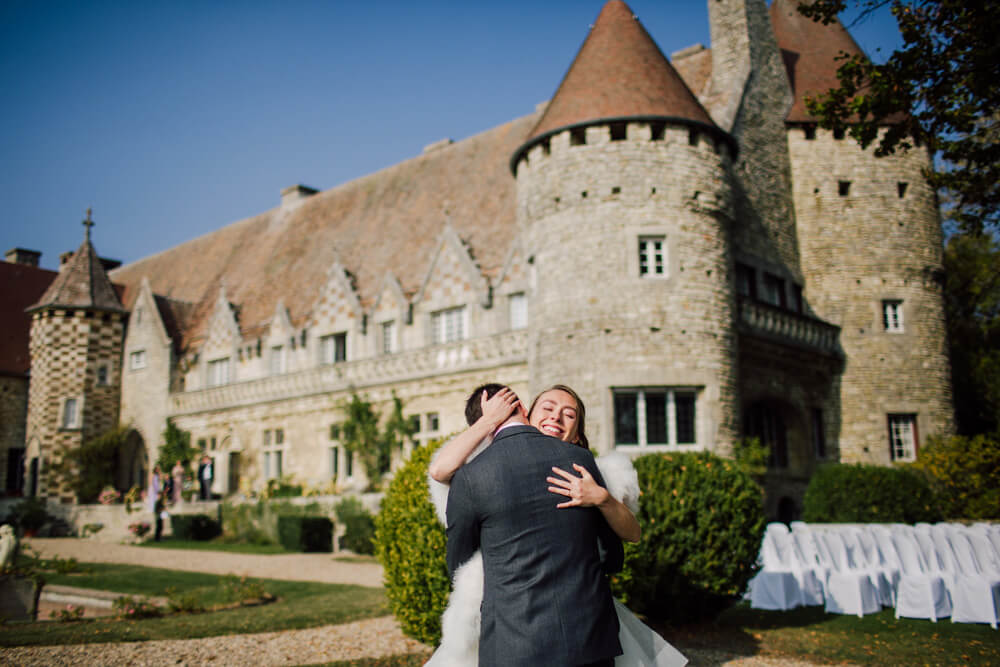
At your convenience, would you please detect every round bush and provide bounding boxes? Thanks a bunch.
[374,440,449,645]
[803,463,941,523]
[611,451,766,625]
[910,434,1000,520]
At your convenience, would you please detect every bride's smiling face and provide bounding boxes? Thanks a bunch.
[529,389,580,444]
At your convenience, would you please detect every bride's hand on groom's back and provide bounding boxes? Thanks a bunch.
[547,464,610,508]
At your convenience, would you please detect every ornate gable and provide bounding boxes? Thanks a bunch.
[308,260,363,333]
[415,225,488,312]
[202,285,241,357]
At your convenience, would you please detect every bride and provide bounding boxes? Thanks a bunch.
[427,383,687,667]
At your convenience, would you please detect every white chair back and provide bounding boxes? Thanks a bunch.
[912,528,945,573]
[892,531,929,576]
[948,531,983,576]
[966,530,1000,577]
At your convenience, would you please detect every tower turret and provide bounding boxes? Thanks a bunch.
[772,0,954,462]
[513,0,740,453]
[24,211,126,501]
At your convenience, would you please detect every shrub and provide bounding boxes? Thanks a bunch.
[277,516,333,552]
[910,434,1000,520]
[113,595,162,619]
[803,463,941,523]
[170,514,222,541]
[335,496,376,555]
[10,497,52,534]
[612,451,766,625]
[374,439,450,645]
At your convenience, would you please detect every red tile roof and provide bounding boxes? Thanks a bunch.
[516,0,719,159]
[769,0,868,123]
[0,262,57,376]
[109,112,540,351]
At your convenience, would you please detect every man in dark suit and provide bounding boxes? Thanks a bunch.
[197,455,213,501]
[446,385,623,667]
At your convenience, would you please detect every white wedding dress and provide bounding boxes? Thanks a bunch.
[427,439,687,667]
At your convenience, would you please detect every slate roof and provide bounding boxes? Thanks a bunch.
[769,0,869,123]
[109,112,540,350]
[0,262,57,376]
[28,232,125,314]
[517,0,720,161]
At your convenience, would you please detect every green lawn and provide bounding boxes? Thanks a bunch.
[0,562,388,647]
[663,603,1000,666]
[138,537,290,554]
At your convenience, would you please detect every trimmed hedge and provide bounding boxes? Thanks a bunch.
[803,463,941,523]
[277,516,333,552]
[170,514,221,541]
[335,497,376,555]
[612,451,766,625]
[910,434,1000,520]
[374,439,450,645]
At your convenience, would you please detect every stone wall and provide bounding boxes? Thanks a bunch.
[0,375,29,494]
[516,121,740,453]
[788,128,954,462]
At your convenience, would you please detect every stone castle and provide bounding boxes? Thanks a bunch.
[3,0,953,519]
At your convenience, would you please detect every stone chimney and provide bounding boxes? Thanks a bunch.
[281,184,319,208]
[4,247,41,266]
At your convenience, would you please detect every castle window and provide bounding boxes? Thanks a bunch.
[270,345,286,375]
[135,307,143,324]
[329,423,341,440]
[129,349,147,370]
[320,333,347,364]
[761,273,786,307]
[803,125,816,140]
[329,445,339,479]
[426,412,440,432]
[610,122,626,141]
[613,388,697,449]
[345,448,354,478]
[96,365,109,386]
[883,300,904,333]
[570,127,586,146]
[888,413,918,461]
[638,237,666,278]
[431,306,466,344]
[263,428,285,480]
[833,127,846,140]
[611,186,621,195]
[735,263,756,299]
[688,129,698,146]
[509,292,527,330]
[897,182,908,198]
[792,284,804,313]
[381,320,398,355]
[208,357,230,387]
[838,181,851,196]
[811,408,827,459]
[745,402,788,469]
[61,397,80,429]
[650,121,666,141]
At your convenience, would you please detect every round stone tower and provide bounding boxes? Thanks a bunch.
[512,0,741,453]
[772,2,954,463]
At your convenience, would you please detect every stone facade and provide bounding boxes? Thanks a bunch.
[15,0,954,518]
[0,376,29,494]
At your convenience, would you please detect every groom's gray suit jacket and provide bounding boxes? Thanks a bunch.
[446,424,623,667]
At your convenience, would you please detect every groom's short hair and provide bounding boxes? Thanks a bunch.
[465,383,508,425]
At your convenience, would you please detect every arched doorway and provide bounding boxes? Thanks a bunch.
[116,430,148,492]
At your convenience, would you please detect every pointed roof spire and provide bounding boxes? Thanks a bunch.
[27,210,125,313]
[769,0,868,123]
[513,0,726,168]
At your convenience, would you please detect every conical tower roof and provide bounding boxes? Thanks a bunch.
[513,0,725,169]
[770,0,868,123]
[28,212,125,313]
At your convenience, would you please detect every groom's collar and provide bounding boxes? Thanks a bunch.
[492,423,533,441]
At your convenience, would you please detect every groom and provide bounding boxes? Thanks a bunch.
[446,384,623,667]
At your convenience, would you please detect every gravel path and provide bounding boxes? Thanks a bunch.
[11,538,840,666]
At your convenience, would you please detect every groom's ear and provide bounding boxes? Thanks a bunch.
[517,401,528,420]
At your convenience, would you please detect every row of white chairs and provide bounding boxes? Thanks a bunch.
[747,521,1000,629]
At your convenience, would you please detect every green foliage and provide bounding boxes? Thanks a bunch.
[170,514,222,541]
[612,452,766,625]
[733,436,769,477]
[943,233,1000,436]
[262,476,304,498]
[335,497,376,555]
[277,516,333,552]
[48,604,85,622]
[910,434,1000,520]
[799,0,1000,234]
[54,424,130,503]
[9,497,53,533]
[803,463,941,523]
[374,438,449,645]
[340,391,417,490]
[220,500,330,546]
[166,587,205,613]
[113,594,163,619]
[156,419,197,472]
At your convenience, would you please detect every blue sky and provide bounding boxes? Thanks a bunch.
[0,1,902,270]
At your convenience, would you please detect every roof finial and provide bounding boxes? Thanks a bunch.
[83,208,94,242]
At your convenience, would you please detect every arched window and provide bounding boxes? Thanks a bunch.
[744,401,788,469]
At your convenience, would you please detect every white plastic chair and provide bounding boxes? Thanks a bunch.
[845,527,895,607]
[819,530,881,617]
[948,530,1000,630]
[891,529,952,622]
[748,524,802,611]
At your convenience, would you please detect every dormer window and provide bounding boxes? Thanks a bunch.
[431,307,466,344]
[381,320,398,355]
[270,345,286,375]
[129,350,147,370]
[208,358,231,387]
